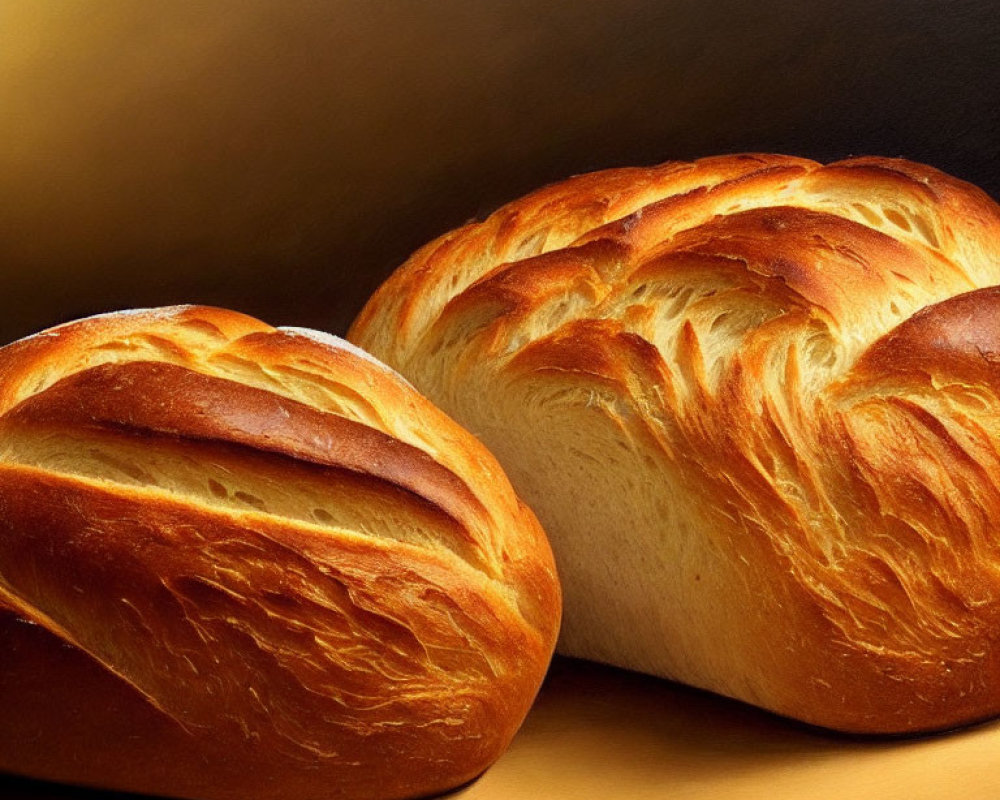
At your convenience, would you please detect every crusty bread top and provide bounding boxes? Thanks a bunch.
[0,305,560,799]
[351,154,1000,732]
[0,306,540,585]
[353,154,1000,364]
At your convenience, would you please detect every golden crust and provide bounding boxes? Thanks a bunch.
[350,154,1000,733]
[0,305,560,800]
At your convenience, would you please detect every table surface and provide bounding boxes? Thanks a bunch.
[453,658,1000,800]
[4,656,1000,800]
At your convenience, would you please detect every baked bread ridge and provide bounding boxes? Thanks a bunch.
[0,305,560,800]
[350,154,1000,733]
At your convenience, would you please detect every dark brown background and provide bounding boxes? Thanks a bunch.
[2,0,999,346]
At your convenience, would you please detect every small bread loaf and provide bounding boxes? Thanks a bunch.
[0,306,560,800]
[351,154,1000,733]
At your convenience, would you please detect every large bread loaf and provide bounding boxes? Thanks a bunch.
[0,305,560,799]
[351,154,1000,733]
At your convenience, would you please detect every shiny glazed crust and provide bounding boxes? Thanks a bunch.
[0,305,560,800]
[351,154,1000,733]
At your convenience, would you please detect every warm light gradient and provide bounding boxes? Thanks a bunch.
[1,1,997,346]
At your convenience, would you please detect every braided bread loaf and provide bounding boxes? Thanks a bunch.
[0,306,560,800]
[351,154,1000,733]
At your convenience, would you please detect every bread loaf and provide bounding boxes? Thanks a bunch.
[0,305,560,799]
[351,154,1000,733]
